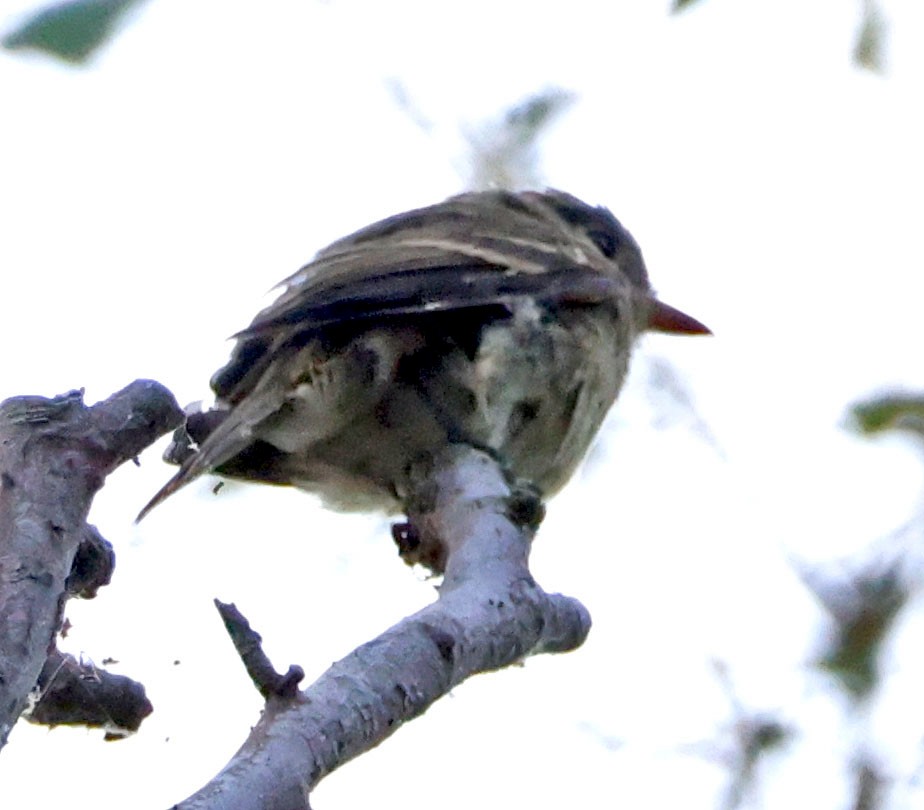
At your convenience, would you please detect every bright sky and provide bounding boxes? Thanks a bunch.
[1,1,924,808]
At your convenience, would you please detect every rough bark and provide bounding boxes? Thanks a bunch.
[0,381,183,748]
[1,383,592,804]
[175,445,591,810]
[28,648,153,738]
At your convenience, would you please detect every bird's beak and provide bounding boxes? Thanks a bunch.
[647,299,711,335]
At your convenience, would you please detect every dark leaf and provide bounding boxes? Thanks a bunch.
[802,559,909,702]
[850,393,924,439]
[2,0,146,64]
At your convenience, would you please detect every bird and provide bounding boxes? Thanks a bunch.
[137,189,709,521]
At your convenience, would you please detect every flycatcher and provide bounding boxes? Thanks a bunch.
[139,189,708,520]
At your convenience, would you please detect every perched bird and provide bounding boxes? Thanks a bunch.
[138,189,708,520]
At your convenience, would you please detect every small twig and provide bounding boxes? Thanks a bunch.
[214,600,304,699]
[175,445,591,810]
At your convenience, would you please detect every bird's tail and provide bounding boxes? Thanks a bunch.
[135,402,273,522]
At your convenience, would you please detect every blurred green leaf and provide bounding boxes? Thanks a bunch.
[803,561,908,702]
[466,87,576,191]
[2,0,146,64]
[854,0,887,73]
[710,660,792,810]
[850,756,886,810]
[671,0,704,12]
[851,393,924,439]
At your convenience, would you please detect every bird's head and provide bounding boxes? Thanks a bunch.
[530,189,711,337]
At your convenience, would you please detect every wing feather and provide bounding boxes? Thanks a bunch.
[212,190,627,403]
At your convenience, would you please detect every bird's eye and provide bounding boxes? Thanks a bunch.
[587,228,619,259]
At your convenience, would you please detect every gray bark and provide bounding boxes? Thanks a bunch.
[176,445,591,809]
[0,381,183,747]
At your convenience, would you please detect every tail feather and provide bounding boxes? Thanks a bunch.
[136,432,241,522]
[136,464,202,523]
[136,407,273,522]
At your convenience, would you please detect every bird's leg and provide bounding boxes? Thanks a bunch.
[394,444,545,577]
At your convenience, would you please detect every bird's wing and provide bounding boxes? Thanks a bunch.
[137,190,645,521]
[212,190,626,402]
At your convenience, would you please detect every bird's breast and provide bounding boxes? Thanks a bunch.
[269,300,632,510]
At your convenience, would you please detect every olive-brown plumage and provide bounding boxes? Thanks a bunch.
[138,189,707,520]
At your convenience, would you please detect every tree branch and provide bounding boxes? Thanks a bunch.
[176,444,591,809]
[27,648,153,739]
[0,380,183,748]
[214,599,305,699]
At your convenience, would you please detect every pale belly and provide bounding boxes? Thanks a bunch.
[249,302,630,512]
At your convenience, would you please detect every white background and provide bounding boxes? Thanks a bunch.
[1,1,924,807]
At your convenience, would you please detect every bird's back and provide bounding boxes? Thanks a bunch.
[139,190,675,520]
